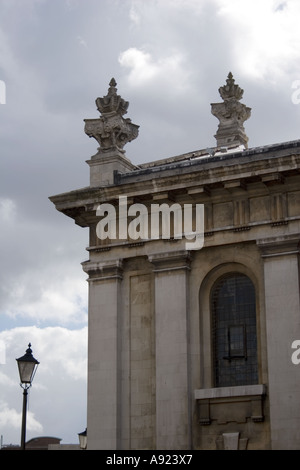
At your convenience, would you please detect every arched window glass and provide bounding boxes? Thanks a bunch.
[211,273,258,387]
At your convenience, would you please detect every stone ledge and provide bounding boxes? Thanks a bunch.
[195,385,266,425]
[194,384,266,400]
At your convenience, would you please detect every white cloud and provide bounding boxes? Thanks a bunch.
[4,275,88,326]
[0,341,5,365]
[129,2,140,25]
[0,27,19,81]
[0,371,14,386]
[119,48,158,83]
[119,47,189,91]
[215,0,300,82]
[77,35,88,48]
[0,198,16,223]
[0,400,43,433]
[129,0,206,21]
[0,326,87,381]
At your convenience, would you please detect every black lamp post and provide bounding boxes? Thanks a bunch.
[16,343,39,450]
[78,428,87,450]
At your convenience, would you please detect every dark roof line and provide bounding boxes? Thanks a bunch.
[117,139,300,181]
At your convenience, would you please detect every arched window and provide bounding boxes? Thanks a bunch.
[211,273,258,387]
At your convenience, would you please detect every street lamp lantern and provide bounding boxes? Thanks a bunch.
[16,343,39,450]
[78,428,87,450]
[16,343,39,385]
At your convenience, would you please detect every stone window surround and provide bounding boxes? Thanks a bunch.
[198,260,262,388]
[196,260,267,427]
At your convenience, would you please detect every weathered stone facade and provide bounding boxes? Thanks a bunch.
[50,76,300,450]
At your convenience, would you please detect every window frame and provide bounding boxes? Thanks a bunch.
[210,272,258,388]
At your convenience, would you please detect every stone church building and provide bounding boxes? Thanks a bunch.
[50,74,300,450]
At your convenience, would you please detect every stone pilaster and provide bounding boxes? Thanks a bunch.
[257,235,300,449]
[149,251,192,449]
[82,259,123,450]
[129,273,155,450]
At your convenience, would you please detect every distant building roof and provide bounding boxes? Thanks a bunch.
[1,436,61,450]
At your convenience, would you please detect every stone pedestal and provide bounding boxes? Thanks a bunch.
[87,150,136,187]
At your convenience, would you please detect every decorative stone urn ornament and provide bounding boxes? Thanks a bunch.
[84,78,139,157]
[211,72,251,149]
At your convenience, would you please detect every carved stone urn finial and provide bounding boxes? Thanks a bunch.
[218,72,244,102]
[211,72,251,149]
[95,78,129,116]
[84,78,139,157]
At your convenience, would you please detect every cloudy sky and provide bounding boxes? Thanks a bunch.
[1,0,300,446]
